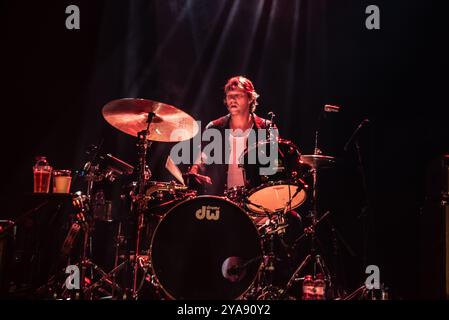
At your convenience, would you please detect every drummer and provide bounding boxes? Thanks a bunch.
[187,76,277,195]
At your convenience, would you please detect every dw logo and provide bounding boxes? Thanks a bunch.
[195,206,220,221]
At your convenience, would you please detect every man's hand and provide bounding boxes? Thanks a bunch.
[184,172,213,185]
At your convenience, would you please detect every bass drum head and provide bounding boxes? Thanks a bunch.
[150,196,262,300]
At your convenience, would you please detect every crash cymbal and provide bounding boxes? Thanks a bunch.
[300,154,336,169]
[102,98,199,142]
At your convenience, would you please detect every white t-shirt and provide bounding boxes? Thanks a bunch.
[227,128,252,189]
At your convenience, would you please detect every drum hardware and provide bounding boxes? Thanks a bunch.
[71,195,98,296]
[227,185,297,299]
[244,197,276,216]
[88,153,134,183]
[80,149,134,184]
[72,192,126,299]
[282,184,306,216]
[254,209,295,300]
[281,253,331,299]
[76,144,134,222]
[342,282,389,300]
[69,148,135,298]
[224,185,248,205]
[258,228,282,299]
[285,152,356,299]
[285,210,332,291]
[111,220,123,298]
[284,146,338,298]
[342,284,370,300]
[81,258,126,298]
[256,208,288,235]
[42,144,136,299]
[131,114,154,299]
[31,192,124,300]
[101,98,201,299]
[295,176,334,292]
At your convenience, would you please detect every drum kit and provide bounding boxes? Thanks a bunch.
[42,98,341,300]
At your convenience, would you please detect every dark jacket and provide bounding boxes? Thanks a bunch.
[193,113,276,195]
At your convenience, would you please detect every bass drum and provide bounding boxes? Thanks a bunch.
[150,196,262,300]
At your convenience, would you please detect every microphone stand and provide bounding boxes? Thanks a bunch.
[343,119,369,152]
[343,119,370,267]
[356,140,370,267]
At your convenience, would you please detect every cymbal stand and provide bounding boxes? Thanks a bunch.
[284,159,334,298]
[284,211,332,296]
[131,112,154,299]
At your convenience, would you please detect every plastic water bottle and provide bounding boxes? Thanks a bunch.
[314,273,326,300]
[302,275,315,300]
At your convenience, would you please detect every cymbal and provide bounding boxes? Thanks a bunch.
[102,98,199,142]
[300,154,336,169]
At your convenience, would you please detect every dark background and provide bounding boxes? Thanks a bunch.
[1,0,448,299]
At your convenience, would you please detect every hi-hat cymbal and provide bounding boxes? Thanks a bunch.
[102,98,199,142]
[300,154,336,169]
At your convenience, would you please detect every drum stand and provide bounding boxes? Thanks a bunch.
[251,211,289,300]
[130,112,154,299]
[79,160,130,300]
[34,191,124,299]
[284,210,333,296]
[283,163,334,299]
[74,113,160,300]
[72,191,125,299]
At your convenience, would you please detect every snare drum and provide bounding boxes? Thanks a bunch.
[150,196,262,299]
[125,181,196,215]
[240,139,308,215]
[145,181,196,211]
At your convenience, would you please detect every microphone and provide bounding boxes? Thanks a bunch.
[267,111,276,128]
[324,104,340,113]
[267,111,277,141]
[344,119,370,151]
